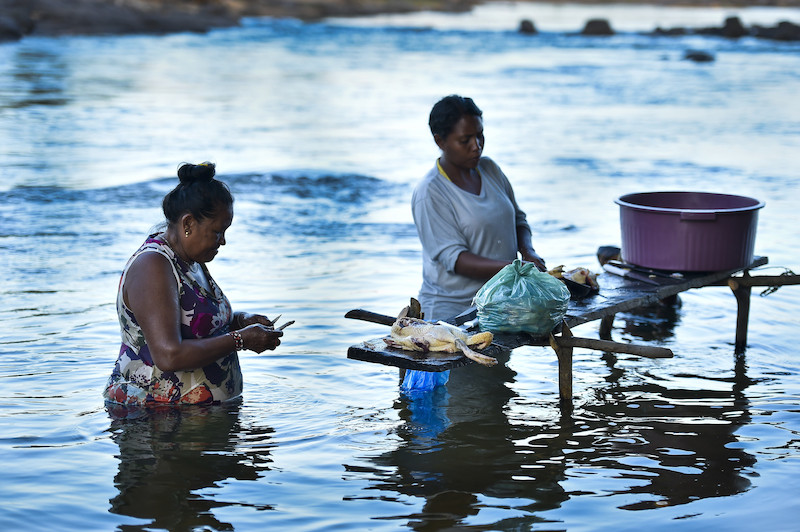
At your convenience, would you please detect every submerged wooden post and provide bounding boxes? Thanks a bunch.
[599,314,615,340]
[550,321,574,411]
[727,269,799,352]
[729,272,752,353]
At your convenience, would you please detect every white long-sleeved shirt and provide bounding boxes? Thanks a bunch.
[412,156,530,321]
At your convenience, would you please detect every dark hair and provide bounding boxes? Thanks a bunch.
[162,162,233,223]
[428,95,483,139]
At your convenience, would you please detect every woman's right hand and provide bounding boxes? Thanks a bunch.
[521,251,547,272]
[239,324,283,353]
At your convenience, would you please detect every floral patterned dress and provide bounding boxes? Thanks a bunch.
[104,233,243,405]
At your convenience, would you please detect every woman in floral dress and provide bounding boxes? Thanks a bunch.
[104,162,283,406]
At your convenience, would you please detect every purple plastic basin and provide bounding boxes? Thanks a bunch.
[615,191,764,272]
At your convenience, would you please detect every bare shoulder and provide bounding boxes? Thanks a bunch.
[129,249,172,272]
[125,250,176,291]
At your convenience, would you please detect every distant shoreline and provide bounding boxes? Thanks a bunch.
[3,0,800,41]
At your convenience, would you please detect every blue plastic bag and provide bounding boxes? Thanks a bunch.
[400,380,451,446]
[401,369,450,393]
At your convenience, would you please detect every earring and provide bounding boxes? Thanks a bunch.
[185,229,190,237]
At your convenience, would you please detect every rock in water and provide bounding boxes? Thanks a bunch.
[581,19,614,36]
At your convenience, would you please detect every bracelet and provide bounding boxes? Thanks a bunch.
[229,330,244,351]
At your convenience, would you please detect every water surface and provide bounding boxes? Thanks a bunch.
[1,3,799,530]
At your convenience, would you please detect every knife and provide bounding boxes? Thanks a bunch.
[607,260,681,280]
[276,320,295,331]
[603,263,662,285]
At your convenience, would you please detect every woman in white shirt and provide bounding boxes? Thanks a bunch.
[412,95,547,322]
[404,95,548,392]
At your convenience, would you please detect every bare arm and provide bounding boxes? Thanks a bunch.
[516,225,547,271]
[453,225,547,280]
[124,253,281,372]
[453,251,512,281]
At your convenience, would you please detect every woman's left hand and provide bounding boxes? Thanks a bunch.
[240,324,283,353]
[235,312,278,329]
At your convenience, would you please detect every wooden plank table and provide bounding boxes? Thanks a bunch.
[347,257,772,410]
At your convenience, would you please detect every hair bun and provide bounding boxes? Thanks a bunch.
[177,162,216,184]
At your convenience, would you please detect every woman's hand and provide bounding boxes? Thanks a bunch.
[521,250,547,272]
[235,312,277,329]
[238,324,283,353]
[517,226,547,272]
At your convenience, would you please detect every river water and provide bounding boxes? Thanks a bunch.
[1,2,800,530]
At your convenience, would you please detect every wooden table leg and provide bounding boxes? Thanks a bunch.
[728,270,800,352]
[599,314,615,340]
[550,322,574,411]
[729,275,752,353]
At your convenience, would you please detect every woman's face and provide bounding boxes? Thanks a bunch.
[436,114,484,170]
[187,205,233,263]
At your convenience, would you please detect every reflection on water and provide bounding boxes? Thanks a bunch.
[360,354,571,529]
[616,297,683,344]
[107,401,275,530]
[584,374,755,510]
[5,47,71,109]
[348,300,758,527]
[587,298,755,510]
[353,351,756,528]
